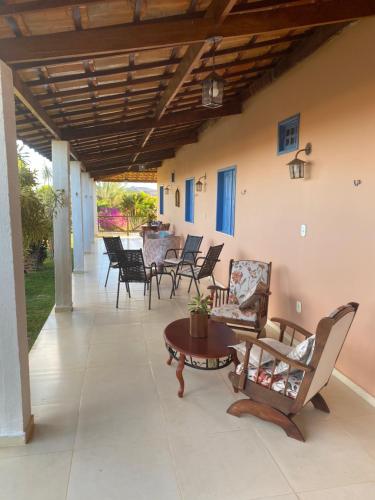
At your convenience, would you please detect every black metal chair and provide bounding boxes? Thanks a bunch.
[116,249,160,310]
[172,243,224,297]
[163,234,203,289]
[103,236,123,287]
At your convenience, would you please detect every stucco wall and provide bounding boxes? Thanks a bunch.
[158,18,375,397]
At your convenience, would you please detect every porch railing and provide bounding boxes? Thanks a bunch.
[97,215,148,235]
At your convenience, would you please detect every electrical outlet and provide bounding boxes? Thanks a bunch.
[296,301,302,314]
[300,224,307,237]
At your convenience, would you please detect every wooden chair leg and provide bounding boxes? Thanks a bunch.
[310,393,330,413]
[105,263,111,287]
[227,399,305,442]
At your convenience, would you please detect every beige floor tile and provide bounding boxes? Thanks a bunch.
[75,365,167,448]
[67,441,181,500]
[338,413,375,460]
[298,482,375,499]
[0,403,78,459]
[90,322,143,344]
[255,496,298,500]
[29,342,89,372]
[0,451,72,500]
[254,416,375,492]
[30,369,85,406]
[171,430,291,500]
[86,336,148,367]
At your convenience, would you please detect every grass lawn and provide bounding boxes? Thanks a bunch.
[24,259,55,349]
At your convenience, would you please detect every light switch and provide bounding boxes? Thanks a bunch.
[300,224,307,237]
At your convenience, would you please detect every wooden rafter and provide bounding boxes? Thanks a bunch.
[1,1,375,64]
[61,102,241,141]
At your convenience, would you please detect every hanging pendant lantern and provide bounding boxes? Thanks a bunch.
[202,37,225,108]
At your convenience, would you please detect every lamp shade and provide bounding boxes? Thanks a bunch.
[287,158,305,179]
[202,72,225,108]
[196,179,203,192]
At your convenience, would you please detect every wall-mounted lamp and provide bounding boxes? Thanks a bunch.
[164,184,172,195]
[286,142,312,179]
[353,179,362,187]
[196,173,207,192]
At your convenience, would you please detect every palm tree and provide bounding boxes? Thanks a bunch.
[41,162,52,186]
[96,182,125,208]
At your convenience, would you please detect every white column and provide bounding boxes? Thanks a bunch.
[88,179,94,244]
[82,172,91,253]
[92,180,98,237]
[52,140,73,312]
[0,60,33,446]
[70,161,84,273]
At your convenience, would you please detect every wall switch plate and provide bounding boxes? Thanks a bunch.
[296,301,302,314]
[300,224,307,237]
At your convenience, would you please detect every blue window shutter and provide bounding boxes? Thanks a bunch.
[185,178,194,223]
[216,167,236,236]
[278,113,300,154]
[159,186,164,215]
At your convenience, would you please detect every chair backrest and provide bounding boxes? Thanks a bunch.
[302,302,359,405]
[116,249,147,283]
[143,235,181,269]
[182,234,203,263]
[197,244,224,279]
[228,260,271,305]
[103,236,123,263]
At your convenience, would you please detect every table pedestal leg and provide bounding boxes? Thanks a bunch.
[167,353,173,365]
[176,353,186,398]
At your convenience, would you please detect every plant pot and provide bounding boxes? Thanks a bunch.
[189,312,209,338]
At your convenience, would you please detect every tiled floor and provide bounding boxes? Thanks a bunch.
[1,237,375,500]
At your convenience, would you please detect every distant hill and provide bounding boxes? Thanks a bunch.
[125,185,157,196]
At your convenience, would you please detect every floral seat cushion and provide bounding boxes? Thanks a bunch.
[211,304,257,323]
[235,363,304,399]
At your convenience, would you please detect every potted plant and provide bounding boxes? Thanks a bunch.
[188,294,212,338]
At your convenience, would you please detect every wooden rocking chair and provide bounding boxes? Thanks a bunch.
[209,259,272,338]
[227,302,359,441]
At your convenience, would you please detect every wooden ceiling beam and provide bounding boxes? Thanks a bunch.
[61,101,241,140]
[0,1,103,16]
[90,163,162,178]
[13,32,306,71]
[81,134,198,161]
[2,1,375,64]
[87,148,176,170]
[88,160,163,174]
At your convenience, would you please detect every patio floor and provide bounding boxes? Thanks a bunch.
[1,237,375,500]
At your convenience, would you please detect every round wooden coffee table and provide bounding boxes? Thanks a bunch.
[164,318,239,397]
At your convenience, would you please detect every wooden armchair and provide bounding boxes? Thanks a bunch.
[209,259,272,338]
[227,302,359,441]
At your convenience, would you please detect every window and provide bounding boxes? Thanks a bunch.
[216,167,236,236]
[159,186,164,215]
[185,178,194,223]
[278,113,300,154]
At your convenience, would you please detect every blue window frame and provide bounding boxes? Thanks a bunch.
[278,113,300,154]
[159,185,164,215]
[185,178,194,223]
[216,167,236,236]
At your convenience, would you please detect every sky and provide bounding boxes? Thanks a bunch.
[20,140,157,192]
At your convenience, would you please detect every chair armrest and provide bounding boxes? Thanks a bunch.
[164,248,182,259]
[271,317,313,340]
[235,332,314,373]
[207,285,229,292]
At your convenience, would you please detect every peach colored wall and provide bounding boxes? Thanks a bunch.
[158,18,375,397]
